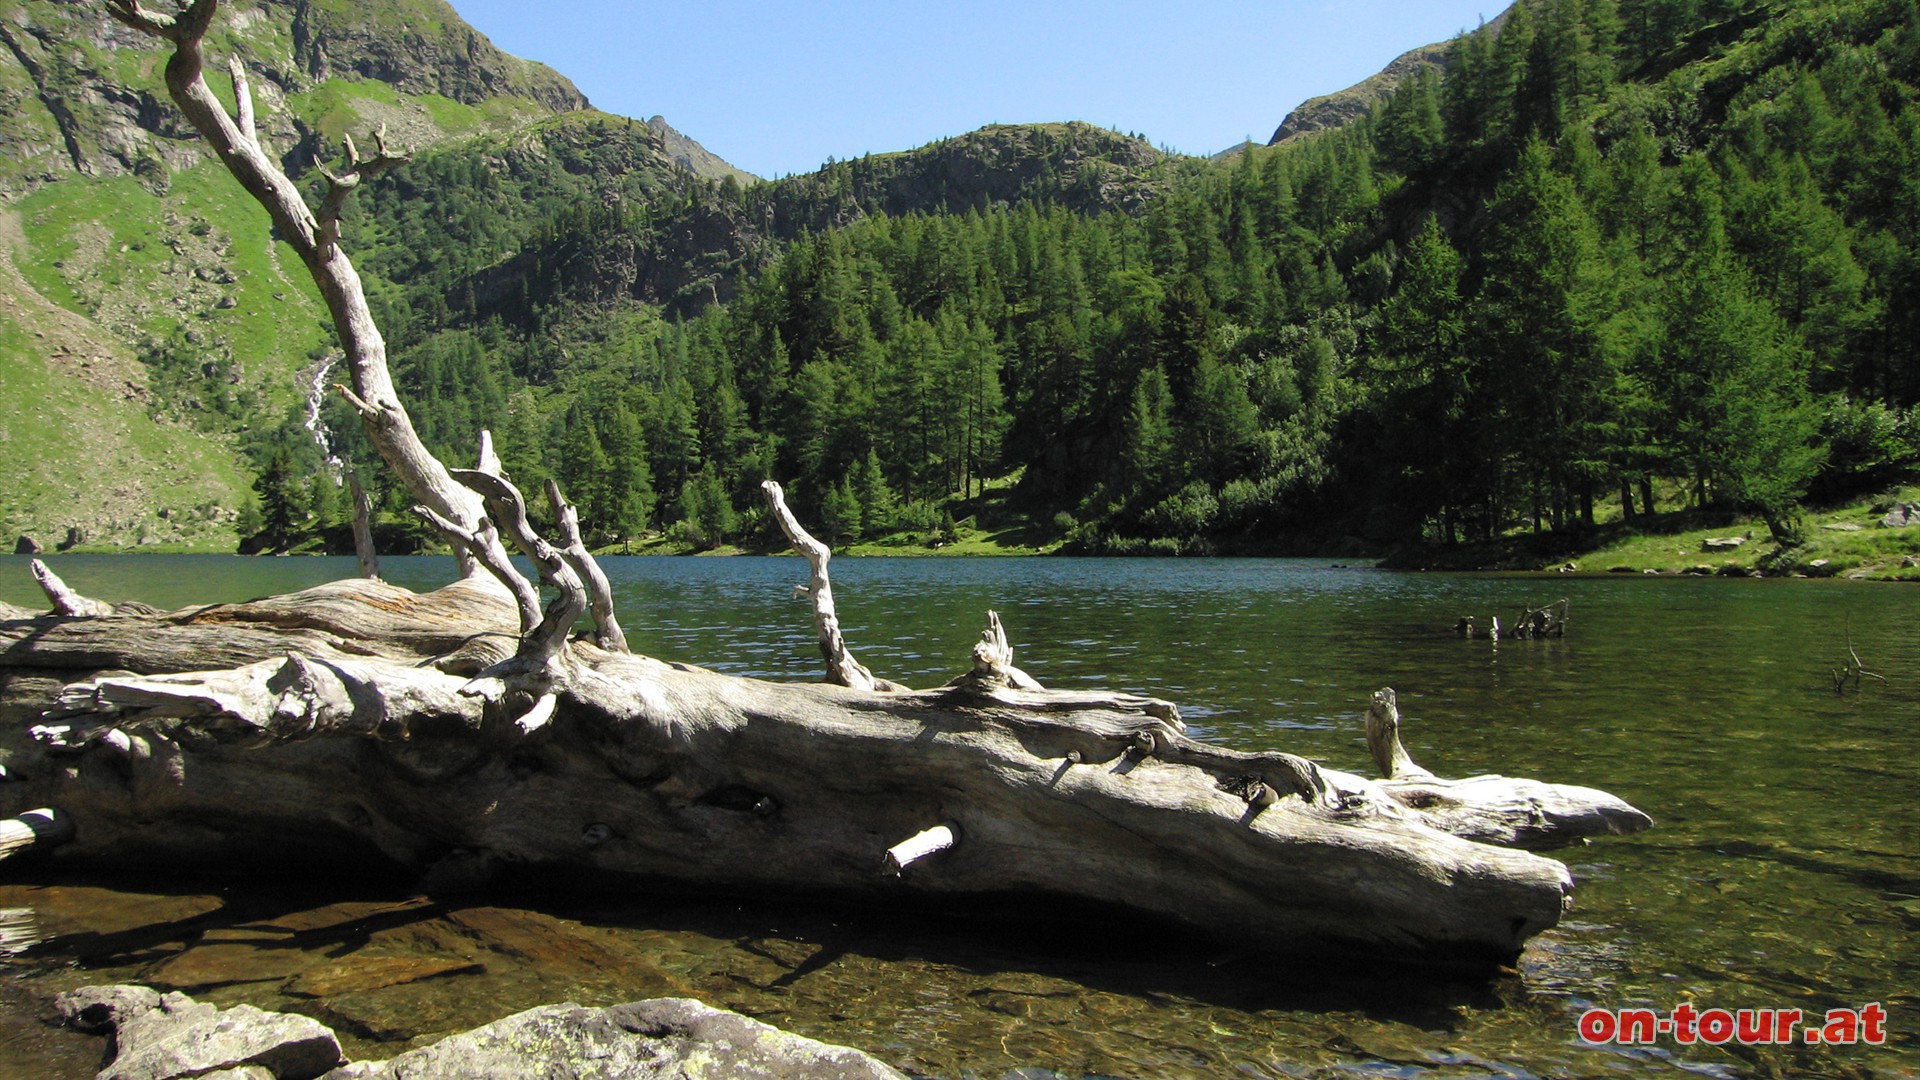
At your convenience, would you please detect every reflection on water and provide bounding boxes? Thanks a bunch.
[2,556,1918,1078]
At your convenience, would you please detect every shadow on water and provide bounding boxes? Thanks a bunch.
[0,862,1554,1079]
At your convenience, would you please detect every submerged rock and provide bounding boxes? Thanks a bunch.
[55,986,904,1080]
[327,998,907,1079]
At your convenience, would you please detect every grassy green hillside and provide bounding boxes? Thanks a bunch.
[0,0,602,548]
[0,208,248,551]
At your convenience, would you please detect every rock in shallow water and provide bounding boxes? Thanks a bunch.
[56,985,343,1080]
[56,985,905,1080]
[323,998,906,1080]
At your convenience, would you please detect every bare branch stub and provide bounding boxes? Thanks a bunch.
[761,480,882,692]
[476,429,504,477]
[964,611,1044,691]
[226,55,255,145]
[1364,688,1434,781]
[347,473,379,581]
[452,469,588,667]
[30,560,115,618]
[545,478,627,653]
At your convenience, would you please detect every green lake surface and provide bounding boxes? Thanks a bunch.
[0,554,1915,1078]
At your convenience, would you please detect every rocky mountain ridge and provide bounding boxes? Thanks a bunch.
[1266,7,1511,145]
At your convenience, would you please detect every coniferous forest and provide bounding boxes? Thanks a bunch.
[260,0,1920,558]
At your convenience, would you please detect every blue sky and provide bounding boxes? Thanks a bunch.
[451,1,1500,179]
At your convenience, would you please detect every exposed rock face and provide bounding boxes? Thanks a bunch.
[326,998,907,1080]
[1269,42,1454,144]
[1266,8,1511,145]
[55,986,905,1080]
[647,114,758,184]
[56,985,345,1080]
[0,0,588,198]
[286,0,588,114]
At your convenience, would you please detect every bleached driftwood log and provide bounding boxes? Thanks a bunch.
[0,562,1650,965]
[1352,688,1650,850]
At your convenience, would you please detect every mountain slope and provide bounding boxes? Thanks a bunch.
[1269,40,1455,144]
[647,115,757,185]
[0,0,742,550]
[0,209,248,550]
[1266,8,1512,145]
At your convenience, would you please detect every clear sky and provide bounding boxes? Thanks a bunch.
[449,1,1500,180]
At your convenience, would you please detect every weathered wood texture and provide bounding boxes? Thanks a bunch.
[0,578,1648,966]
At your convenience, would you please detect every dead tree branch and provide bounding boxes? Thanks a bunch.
[762,480,902,692]
[30,559,115,618]
[315,125,407,262]
[1832,617,1887,693]
[412,505,540,634]
[546,478,626,653]
[1365,688,1434,781]
[224,55,255,145]
[452,469,587,671]
[105,0,503,575]
[955,611,1044,692]
[347,473,379,581]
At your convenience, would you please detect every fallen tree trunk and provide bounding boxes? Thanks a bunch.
[0,574,1647,966]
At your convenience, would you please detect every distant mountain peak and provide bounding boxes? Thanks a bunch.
[1267,7,1511,146]
[645,115,758,185]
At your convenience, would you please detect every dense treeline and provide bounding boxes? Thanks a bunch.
[274,0,1920,554]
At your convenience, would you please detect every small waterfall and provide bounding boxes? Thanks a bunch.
[303,355,345,476]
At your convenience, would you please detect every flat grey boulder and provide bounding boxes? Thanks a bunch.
[323,998,906,1080]
[56,986,904,1080]
[54,985,343,1080]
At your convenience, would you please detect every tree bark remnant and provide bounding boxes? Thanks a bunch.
[348,472,380,581]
